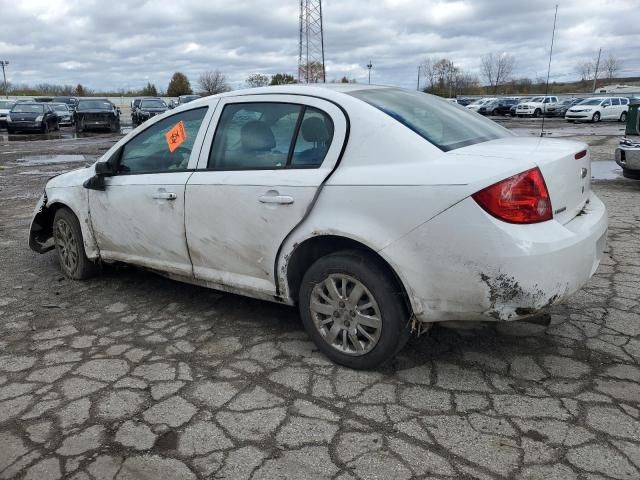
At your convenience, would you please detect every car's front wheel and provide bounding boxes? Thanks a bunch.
[299,250,411,369]
[592,112,601,123]
[533,109,541,118]
[53,208,99,280]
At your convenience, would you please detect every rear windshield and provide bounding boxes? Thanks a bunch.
[348,88,512,152]
[141,100,166,108]
[77,100,112,110]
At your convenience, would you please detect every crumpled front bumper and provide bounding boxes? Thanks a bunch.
[615,140,640,172]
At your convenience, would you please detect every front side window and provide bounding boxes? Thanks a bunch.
[611,98,620,106]
[118,107,207,174]
[208,102,334,170]
[348,88,511,152]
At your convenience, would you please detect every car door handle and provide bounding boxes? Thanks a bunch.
[259,193,294,205]
[152,192,177,200]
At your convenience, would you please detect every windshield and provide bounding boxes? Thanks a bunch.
[141,99,166,109]
[11,104,44,113]
[77,100,112,110]
[578,98,604,106]
[528,97,543,103]
[0,100,14,109]
[348,88,512,152]
[52,104,69,112]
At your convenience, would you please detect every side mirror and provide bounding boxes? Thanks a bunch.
[95,161,113,176]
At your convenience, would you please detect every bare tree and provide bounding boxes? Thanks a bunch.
[245,73,270,88]
[421,57,437,90]
[577,61,594,82]
[299,62,325,83]
[480,52,515,93]
[604,53,621,82]
[197,70,231,96]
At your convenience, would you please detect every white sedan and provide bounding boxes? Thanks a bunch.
[29,85,608,369]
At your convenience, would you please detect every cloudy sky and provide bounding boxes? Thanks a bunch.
[0,0,638,92]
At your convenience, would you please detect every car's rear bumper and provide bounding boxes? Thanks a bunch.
[381,191,608,322]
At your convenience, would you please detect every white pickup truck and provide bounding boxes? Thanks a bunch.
[515,96,559,117]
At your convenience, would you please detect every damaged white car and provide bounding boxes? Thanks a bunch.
[29,85,608,369]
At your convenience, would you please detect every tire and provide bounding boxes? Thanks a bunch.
[533,109,541,118]
[75,122,83,134]
[592,112,601,123]
[54,121,60,131]
[53,208,100,280]
[620,112,627,123]
[492,109,499,116]
[42,122,49,134]
[510,112,515,117]
[298,250,411,369]
[6,127,14,134]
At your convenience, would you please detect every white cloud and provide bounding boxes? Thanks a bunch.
[0,0,637,91]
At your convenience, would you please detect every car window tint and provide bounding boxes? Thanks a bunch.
[208,103,302,170]
[118,107,207,174]
[611,98,620,106]
[291,107,334,167]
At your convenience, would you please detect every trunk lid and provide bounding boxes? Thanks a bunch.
[451,137,591,225]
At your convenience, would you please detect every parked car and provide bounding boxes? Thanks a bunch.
[74,99,120,133]
[545,98,582,117]
[565,97,629,123]
[6,102,59,133]
[479,98,519,116]
[53,96,79,112]
[169,95,202,109]
[456,97,473,107]
[28,85,607,369]
[51,103,74,126]
[33,97,54,103]
[0,99,15,129]
[132,98,168,126]
[615,98,640,179]
[516,96,559,117]
[466,98,497,112]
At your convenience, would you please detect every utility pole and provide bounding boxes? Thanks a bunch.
[592,47,602,93]
[367,61,373,85]
[0,60,9,99]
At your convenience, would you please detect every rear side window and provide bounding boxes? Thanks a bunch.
[118,107,207,174]
[348,88,511,151]
[208,102,334,170]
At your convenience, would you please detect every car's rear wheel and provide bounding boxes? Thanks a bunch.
[620,112,627,123]
[299,250,411,369]
[592,112,601,123]
[53,208,99,280]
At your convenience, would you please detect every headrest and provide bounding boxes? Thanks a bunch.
[241,121,275,152]
[301,117,330,143]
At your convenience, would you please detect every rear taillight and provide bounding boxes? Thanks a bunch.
[472,167,552,224]
[575,150,587,160]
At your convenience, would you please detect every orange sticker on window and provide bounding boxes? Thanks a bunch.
[166,120,187,153]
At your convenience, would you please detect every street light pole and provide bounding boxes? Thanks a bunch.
[0,61,9,99]
[366,60,372,85]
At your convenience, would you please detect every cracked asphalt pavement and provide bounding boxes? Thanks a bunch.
[0,119,639,479]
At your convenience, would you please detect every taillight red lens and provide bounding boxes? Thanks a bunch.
[472,167,553,224]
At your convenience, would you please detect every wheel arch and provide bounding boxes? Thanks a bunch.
[29,193,99,260]
[283,234,414,316]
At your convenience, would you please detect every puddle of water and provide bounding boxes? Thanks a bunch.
[15,154,86,166]
[0,126,129,142]
[591,161,624,180]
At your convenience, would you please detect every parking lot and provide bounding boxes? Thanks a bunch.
[0,116,639,479]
